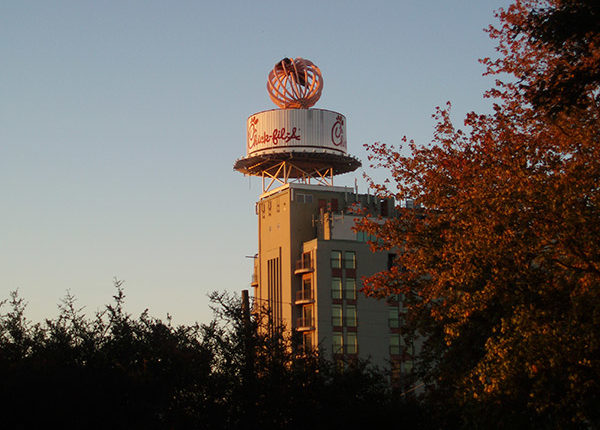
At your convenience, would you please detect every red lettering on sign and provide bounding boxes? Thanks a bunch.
[331,115,345,147]
[248,117,301,150]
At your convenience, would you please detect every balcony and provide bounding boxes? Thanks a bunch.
[295,289,314,305]
[250,273,258,287]
[294,257,313,275]
[296,316,315,331]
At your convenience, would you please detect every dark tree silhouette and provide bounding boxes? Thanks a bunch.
[0,282,425,429]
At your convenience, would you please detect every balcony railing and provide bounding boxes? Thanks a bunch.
[296,317,315,330]
[296,289,314,303]
[294,257,313,274]
[250,273,258,286]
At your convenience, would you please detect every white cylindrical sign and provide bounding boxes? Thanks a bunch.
[246,109,347,156]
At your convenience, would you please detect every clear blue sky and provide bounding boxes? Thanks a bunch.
[1,0,512,325]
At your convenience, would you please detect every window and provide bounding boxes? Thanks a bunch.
[300,277,312,301]
[331,277,342,299]
[387,253,396,270]
[332,305,343,327]
[356,232,379,243]
[302,251,311,269]
[346,333,357,354]
[302,305,313,326]
[345,305,357,327]
[345,278,356,300]
[380,199,389,217]
[333,333,343,354]
[267,256,282,328]
[296,193,313,204]
[344,251,356,269]
[331,250,342,268]
[390,334,404,355]
[388,308,400,328]
[399,296,407,315]
[303,332,313,352]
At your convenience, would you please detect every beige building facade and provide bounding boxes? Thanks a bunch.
[251,182,413,375]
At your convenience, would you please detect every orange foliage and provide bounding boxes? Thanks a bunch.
[358,0,600,425]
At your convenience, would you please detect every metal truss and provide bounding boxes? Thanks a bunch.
[260,160,334,192]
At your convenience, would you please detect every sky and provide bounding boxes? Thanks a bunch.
[1,0,513,326]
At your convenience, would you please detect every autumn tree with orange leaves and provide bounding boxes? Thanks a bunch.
[358,0,600,427]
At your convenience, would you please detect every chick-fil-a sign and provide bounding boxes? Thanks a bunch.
[247,116,301,149]
[331,115,344,147]
[246,109,347,156]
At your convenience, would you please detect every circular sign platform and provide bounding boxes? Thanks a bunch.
[233,150,361,178]
[234,108,361,178]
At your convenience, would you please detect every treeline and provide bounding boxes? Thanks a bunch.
[0,282,423,429]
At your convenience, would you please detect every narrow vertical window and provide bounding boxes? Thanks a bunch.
[302,251,311,269]
[345,305,357,327]
[345,278,356,300]
[331,198,339,211]
[387,253,396,270]
[301,277,312,301]
[333,333,343,354]
[346,333,357,354]
[302,305,313,327]
[388,308,399,328]
[380,199,389,217]
[303,332,313,352]
[331,250,342,268]
[331,277,342,299]
[398,293,407,315]
[344,251,356,269]
[332,305,343,327]
[390,334,403,355]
